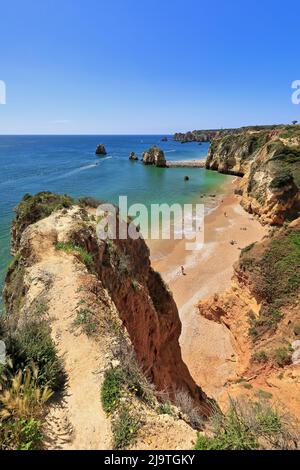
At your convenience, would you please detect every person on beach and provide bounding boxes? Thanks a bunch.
[181,265,186,276]
[224,211,227,217]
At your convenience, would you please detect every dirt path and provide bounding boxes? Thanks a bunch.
[30,251,112,449]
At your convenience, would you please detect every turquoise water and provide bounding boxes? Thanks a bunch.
[0,135,230,300]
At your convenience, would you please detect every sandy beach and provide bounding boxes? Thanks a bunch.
[148,177,268,399]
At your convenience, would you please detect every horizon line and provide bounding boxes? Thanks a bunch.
[0,133,176,136]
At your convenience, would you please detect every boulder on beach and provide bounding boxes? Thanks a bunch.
[95,144,107,155]
[129,151,138,161]
[142,146,166,167]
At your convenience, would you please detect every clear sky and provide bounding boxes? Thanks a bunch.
[0,0,299,134]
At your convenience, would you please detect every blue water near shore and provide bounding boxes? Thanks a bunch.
[0,135,230,302]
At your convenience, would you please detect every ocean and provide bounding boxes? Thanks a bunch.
[0,135,231,303]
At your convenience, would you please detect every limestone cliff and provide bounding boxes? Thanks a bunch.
[4,193,211,416]
[174,129,222,142]
[173,125,281,143]
[206,126,300,225]
[197,218,300,417]
[142,146,166,167]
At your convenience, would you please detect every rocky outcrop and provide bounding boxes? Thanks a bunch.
[142,146,166,167]
[206,126,300,225]
[4,193,212,417]
[10,192,74,256]
[95,144,107,155]
[161,137,168,142]
[129,151,138,161]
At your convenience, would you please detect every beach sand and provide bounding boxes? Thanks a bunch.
[148,178,268,399]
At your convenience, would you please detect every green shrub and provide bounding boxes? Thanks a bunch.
[78,197,103,209]
[239,257,254,270]
[274,347,291,367]
[278,125,300,141]
[157,402,173,415]
[248,309,283,342]
[131,279,139,290]
[112,406,141,450]
[17,192,74,218]
[244,229,300,341]
[0,417,43,450]
[268,140,300,164]
[241,243,255,254]
[101,358,152,416]
[195,434,219,450]
[17,417,43,450]
[55,241,93,270]
[256,406,282,434]
[74,308,97,336]
[269,171,294,189]
[248,325,259,340]
[195,398,298,450]
[101,368,124,414]
[252,350,268,364]
[261,231,300,302]
[0,364,52,450]
[195,403,258,450]
[242,382,252,390]
[5,321,63,390]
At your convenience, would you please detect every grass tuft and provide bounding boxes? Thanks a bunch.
[112,405,141,450]
[195,397,298,450]
[55,241,93,270]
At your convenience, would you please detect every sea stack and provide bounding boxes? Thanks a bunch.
[161,137,168,142]
[142,146,166,167]
[129,151,138,161]
[95,144,107,155]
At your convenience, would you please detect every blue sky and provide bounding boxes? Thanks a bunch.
[0,0,299,134]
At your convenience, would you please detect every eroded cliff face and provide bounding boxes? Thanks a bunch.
[141,146,166,167]
[4,194,212,417]
[206,126,300,225]
[197,218,300,416]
